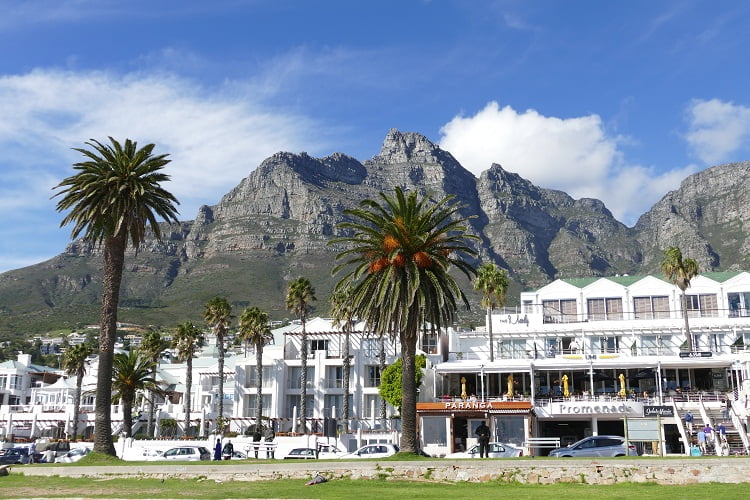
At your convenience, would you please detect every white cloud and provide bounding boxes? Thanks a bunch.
[685,98,750,165]
[439,101,695,225]
[0,69,323,221]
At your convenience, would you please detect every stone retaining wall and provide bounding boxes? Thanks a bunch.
[18,458,750,485]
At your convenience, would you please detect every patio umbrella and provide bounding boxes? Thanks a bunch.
[506,374,514,398]
[618,373,626,397]
[562,374,570,397]
[460,376,467,400]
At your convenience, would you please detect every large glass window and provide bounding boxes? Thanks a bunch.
[492,415,525,446]
[543,299,578,323]
[633,296,670,319]
[362,338,380,358]
[325,366,345,388]
[421,416,448,446]
[728,292,750,317]
[10,375,22,390]
[323,394,353,418]
[0,375,6,389]
[596,336,620,354]
[285,395,314,418]
[244,394,272,418]
[587,298,623,321]
[287,367,315,389]
[365,366,381,387]
[500,339,527,359]
[686,294,718,318]
[245,366,273,388]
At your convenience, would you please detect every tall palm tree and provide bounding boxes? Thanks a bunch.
[473,262,510,362]
[286,277,316,432]
[238,307,273,429]
[661,246,700,352]
[332,187,477,453]
[139,330,169,437]
[112,350,159,438]
[173,321,204,437]
[330,287,355,427]
[61,343,92,440]
[204,297,233,433]
[54,138,179,454]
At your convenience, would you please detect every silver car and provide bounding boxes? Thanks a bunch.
[548,435,638,457]
[445,442,523,459]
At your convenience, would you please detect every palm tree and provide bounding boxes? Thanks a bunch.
[286,277,316,432]
[112,350,159,438]
[330,287,355,427]
[661,246,700,352]
[54,137,179,454]
[139,330,169,437]
[173,321,204,437]
[331,187,477,453]
[473,262,510,362]
[61,343,92,440]
[238,307,273,430]
[204,297,233,433]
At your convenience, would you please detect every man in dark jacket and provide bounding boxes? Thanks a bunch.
[475,421,490,458]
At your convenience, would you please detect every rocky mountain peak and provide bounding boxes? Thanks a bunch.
[375,128,445,164]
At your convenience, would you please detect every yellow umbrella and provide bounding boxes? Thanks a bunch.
[506,374,514,398]
[562,374,569,397]
[461,376,467,400]
[618,373,626,397]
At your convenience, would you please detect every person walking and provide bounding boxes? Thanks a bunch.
[475,421,490,458]
[222,439,234,460]
[697,428,706,454]
[684,411,694,434]
[213,438,222,461]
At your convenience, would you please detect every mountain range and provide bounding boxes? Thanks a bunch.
[1,129,749,337]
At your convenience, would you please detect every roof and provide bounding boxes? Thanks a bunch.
[538,270,746,291]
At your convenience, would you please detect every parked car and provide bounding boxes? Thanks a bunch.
[445,442,523,459]
[56,447,91,463]
[283,448,317,459]
[548,435,638,457]
[342,443,399,459]
[156,446,211,461]
[0,447,30,465]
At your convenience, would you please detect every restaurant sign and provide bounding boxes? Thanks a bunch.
[549,401,643,417]
[643,405,674,417]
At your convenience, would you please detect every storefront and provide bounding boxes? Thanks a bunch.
[417,401,533,457]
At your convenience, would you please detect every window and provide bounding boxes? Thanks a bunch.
[365,366,381,387]
[523,300,534,314]
[309,339,328,352]
[728,292,750,317]
[500,339,527,359]
[421,330,438,354]
[362,338,380,358]
[421,416,447,446]
[10,375,22,390]
[324,394,353,418]
[543,299,578,323]
[641,336,662,355]
[710,334,724,353]
[596,336,620,354]
[325,366,344,388]
[633,296,670,319]
[287,366,315,389]
[493,415,525,445]
[364,394,386,418]
[285,395,314,418]
[245,366,272,388]
[686,294,718,318]
[0,375,6,390]
[586,298,623,321]
[244,394,272,418]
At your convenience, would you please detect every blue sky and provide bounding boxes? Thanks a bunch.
[2,0,750,273]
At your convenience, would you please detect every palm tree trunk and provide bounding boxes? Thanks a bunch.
[147,366,156,437]
[72,376,82,440]
[184,357,192,437]
[342,326,350,430]
[399,329,418,453]
[255,343,263,430]
[300,318,308,432]
[122,395,133,438]
[487,305,494,362]
[217,332,225,433]
[379,335,386,422]
[682,292,693,351]
[94,233,126,456]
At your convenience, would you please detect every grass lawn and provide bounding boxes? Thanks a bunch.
[1,474,748,499]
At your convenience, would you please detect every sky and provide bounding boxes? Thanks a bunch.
[2,0,750,273]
